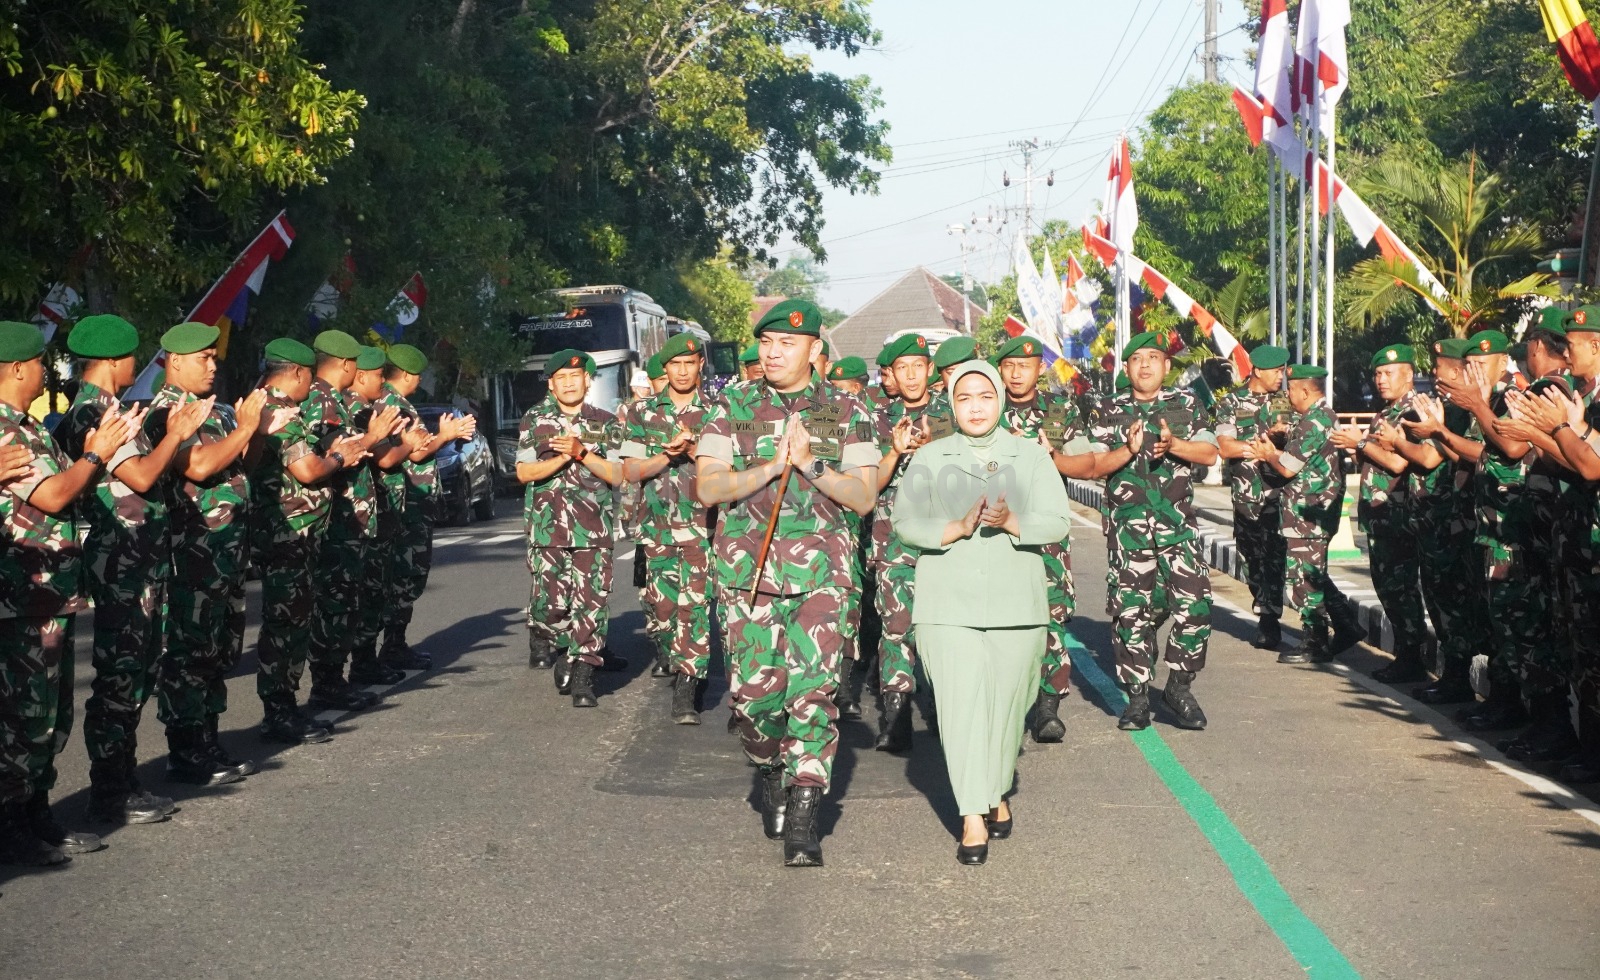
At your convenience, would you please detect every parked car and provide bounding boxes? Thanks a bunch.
[417,405,497,526]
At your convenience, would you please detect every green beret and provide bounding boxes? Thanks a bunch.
[755,298,822,337]
[161,321,221,355]
[1370,344,1415,369]
[659,333,705,364]
[1536,307,1569,337]
[1467,330,1510,355]
[1249,344,1290,370]
[646,352,666,380]
[1114,372,1131,392]
[313,329,362,360]
[827,356,869,381]
[67,314,139,359]
[1432,338,1473,360]
[1567,305,1600,334]
[933,336,978,369]
[874,345,896,368]
[0,321,45,363]
[355,346,388,371]
[546,348,597,377]
[740,343,762,364]
[1121,331,1171,360]
[1288,363,1329,381]
[263,337,316,368]
[883,333,932,364]
[1528,373,1577,397]
[992,335,1045,362]
[387,343,427,375]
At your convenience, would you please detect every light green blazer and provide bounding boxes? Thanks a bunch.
[890,431,1073,629]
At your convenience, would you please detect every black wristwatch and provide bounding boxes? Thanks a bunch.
[329,451,346,468]
[82,451,103,468]
[805,457,826,481]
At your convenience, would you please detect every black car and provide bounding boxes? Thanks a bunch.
[418,405,497,526]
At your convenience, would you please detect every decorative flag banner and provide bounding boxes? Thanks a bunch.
[1312,164,1459,311]
[1293,0,1351,132]
[1013,234,1057,342]
[1105,136,1139,253]
[369,272,429,345]
[1082,227,1253,378]
[1232,87,1267,147]
[32,282,80,343]
[125,210,296,402]
[1254,0,1297,152]
[1539,0,1600,122]
[1040,248,1065,347]
[1000,313,1079,387]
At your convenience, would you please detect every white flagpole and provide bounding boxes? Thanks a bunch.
[1280,153,1291,352]
[1295,136,1308,362]
[1324,109,1337,397]
[1308,105,1322,364]
[1268,155,1280,347]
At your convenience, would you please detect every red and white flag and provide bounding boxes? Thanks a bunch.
[1313,163,1456,311]
[1294,0,1351,132]
[1103,136,1138,253]
[1255,0,1298,153]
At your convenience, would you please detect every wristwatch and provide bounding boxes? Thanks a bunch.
[805,457,826,481]
[82,451,103,468]
[329,451,345,468]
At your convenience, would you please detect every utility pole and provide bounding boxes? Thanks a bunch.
[1002,139,1054,236]
[1201,0,1219,83]
[947,209,1002,334]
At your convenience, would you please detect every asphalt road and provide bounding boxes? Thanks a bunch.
[2,505,1597,980]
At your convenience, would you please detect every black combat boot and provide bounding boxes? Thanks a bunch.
[27,793,105,854]
[1278,624,1327,665]
[380,625,433,671]
[596,647,629,673]
[1413,662,1476,705]
[671,672,700,725]
[759,764,787,840]
[349,639,406,685]
[1029,690,1066,743]
[85,755,167,826]
[1328,605,1368,658]
[1457,690,1529,732]
[166,726,244,786]
[1118,683,1152,731]
[1162,670,1208,730]
[781,785,824,867]
[1372,643,1428,685]
[834,658,862,720]
[0,800,68,867]
[727,709,741,734]
[570,659,598,708]
[1558,706,1600,783]
[651,649,673,679]
[308,672,379,712]
[123,739,176,816]
[1504,693,1580,765]
[204,715,259,778]
[1251,615,1282,650]
[554,657,573,695]
[874,692,913,753]
[527,631,554,670]
[260,697,334,745]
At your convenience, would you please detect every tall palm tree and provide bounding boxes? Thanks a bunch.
[1341,153,1558,337]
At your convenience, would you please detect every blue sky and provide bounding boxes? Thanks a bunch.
[793,0,1255,312]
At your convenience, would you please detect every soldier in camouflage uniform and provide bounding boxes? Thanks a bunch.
[1392,338,1489,705]
[1085,332,1218,731]
[56,316,204,824]
[148,321,272,786]
[739,343,764,382]
[249,339,369,746]
[620,333,717,724]
[1212,344,1290,649]
[826,356,873,718]
[1250,365,1365,664]
[516,348,626,707]
[695,299,880,867]
[992,334,1087,743]
[869,332,953,752]
[1330,345,1430,683]
[301,330,405,706]
[0,320,137,865]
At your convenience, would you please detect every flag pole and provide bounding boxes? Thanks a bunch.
[1295,134,1309,362]
[1308,105,1322,365]
[1268,155,1280,347]
[1324,109,1337,400]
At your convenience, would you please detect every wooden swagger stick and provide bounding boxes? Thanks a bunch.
[748,461,793,603]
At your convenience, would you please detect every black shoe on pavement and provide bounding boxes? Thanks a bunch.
[1413,675,1476,705]
[85,790,168,826]
[1328,620,1368,658]
[1278,626,1326,665]
[349,657,406,686]
[874,692,913,753]
[1372,653,1428,685]
[671,672,701,725]
[307,682,379,713]
[1029,691,1066,743]
[781,786,824,867]
[1457,697,1529,733]
[759,765,787,840]
[380,628,433,671]
[571,660,598,708]
[205,716,259,778]
[129,788,177,817]
[165,726,245,787]
[596,648,629,673]
[1251,616,1282,650]
[1558,752,1600,783]
[0,802,69,867]
[1118,683,1152,731]
[27,794,105,854]
[1162,670,1208,730]
[260,709,334,745]
[528,632,554,670]
[651,652,673,679]
[956,841,989,866]
[554,658,573,695]
[834,658,862,720]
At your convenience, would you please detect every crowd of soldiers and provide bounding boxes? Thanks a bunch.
[0,317,471,868]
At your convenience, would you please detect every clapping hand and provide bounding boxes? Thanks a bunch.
[1151,419,1173,459]
[891,416,924,455]
[85,404,139,459]
[785,414,815,469]
[366,404,403,442]
[235,389,268,435]
[400,422,432,454]
[169,396,213,441]
[1402,394,1445,438]
[331,434,370,467]
[1124,421,1146,455]
[1245,435,1278,463]
[663,426,696,459]
[956,494,986,538]
[1330,424,1363,451]
[0,432,35,484]
[1373,420,1404,452]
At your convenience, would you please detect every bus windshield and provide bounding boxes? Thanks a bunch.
[513,303,630,356]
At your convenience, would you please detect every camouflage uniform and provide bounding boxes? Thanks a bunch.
[1090,389,1217,686]
[517,398,622,666]
[54,383,168,794]
[617,388,716,676]
[374,384,438,643]
[870,396,954,694]
[147,385,250,729]
[301,378,378,687]
[1212,386,1286,620]
[697,376,880,789]
[1003,389,1085,696]
[1409,404,1486,680]
[1561,393,1600,771]
[248,386,330,709]
[1276,399,1355,632]
[1356,392,1429,657]
[0,402,86,805]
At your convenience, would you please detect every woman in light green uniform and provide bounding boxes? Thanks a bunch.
[891,360,1073,865]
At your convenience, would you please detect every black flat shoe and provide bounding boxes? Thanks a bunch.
[956,841,988,866]
[986,816,1013,840]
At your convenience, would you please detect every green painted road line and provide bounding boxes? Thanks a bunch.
[1069,638,1362,979]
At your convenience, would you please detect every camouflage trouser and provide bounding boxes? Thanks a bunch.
[527,545,613,666]
[1284,533,1352,633]
[1566,561,1600,748]
[640,540,713,677]
[872,556,917,695]
[0,616,74,803]
[1367,519,1427,653]
[255,536,319,703]
[1111,539,1212,686]
[385,513,434,630]
[1234,504,1285,619]
[83,544,167,766]
[1483,543,1556,698]
[159,528,246,727]
[309,523,370,682]
[1417,523,1484,674]
[722,587,845,790]
[354,517,393,651]
[1038,539,1076,696]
